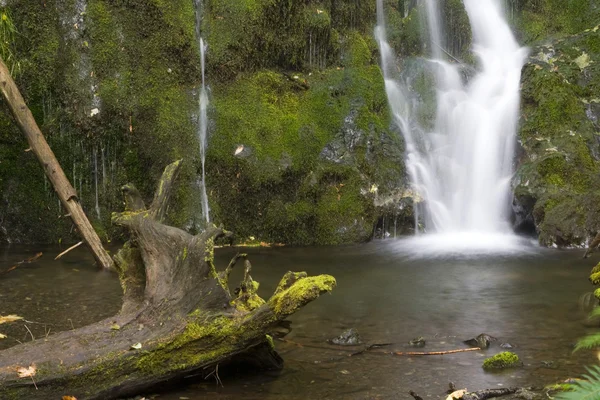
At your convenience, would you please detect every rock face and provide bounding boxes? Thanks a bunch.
[513,26,600,247]
[0,0,407,246]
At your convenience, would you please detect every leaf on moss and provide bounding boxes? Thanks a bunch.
[16,364,36,378]
[574,52,591,70]
[0,333,6,339]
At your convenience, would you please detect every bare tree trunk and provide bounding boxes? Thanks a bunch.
[0,160,336,400]
[0,57,114,270]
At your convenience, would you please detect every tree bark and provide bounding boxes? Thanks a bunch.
[0,160,336,400]
[0,57,114,270]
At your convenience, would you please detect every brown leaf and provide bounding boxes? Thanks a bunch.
[0,315,23,325]
[62,396,78,400]
[16,364,36,378]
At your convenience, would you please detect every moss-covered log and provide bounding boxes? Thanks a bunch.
[0,160,336,400]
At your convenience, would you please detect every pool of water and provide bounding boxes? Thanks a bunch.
[0,240,597,399]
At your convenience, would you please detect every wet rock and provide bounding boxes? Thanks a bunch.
[514,388,536,400]
[464,333,497,349]
[329,328,362,346]
[500,342,513,349]
[409,336,426,348]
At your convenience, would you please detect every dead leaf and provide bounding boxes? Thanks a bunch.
[17,364,36,378]
[110,324,120,330]
[130,342,142,350]
[62,396,78,400]
[446,389,468,400]
[0,315,23,325]
[0,333,6,339]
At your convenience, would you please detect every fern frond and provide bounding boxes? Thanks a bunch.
[555,365,600,400]
[575,333,600,352]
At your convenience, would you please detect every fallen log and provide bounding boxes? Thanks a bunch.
[0,160,336,400]
[0,57,114,270]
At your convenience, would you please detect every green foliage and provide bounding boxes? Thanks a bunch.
[574,333,600,352]
[0,8,20,74]
[554,365,600,400]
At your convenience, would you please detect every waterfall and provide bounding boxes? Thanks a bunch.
[194,1,210,224]
[376,0,529,252]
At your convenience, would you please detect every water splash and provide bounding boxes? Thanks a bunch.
[375,0,528,250]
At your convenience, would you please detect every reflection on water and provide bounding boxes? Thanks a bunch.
[0,241,596,399]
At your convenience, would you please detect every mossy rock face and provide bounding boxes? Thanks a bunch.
[206,60,405,245]
[482,352,522,370]
[203,1,407,245]
[0,0,202,243]
[513,26,600,247]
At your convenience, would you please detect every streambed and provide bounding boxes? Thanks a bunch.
[0,241,596,399]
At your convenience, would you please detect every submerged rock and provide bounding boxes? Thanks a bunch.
[409,336,426,348]
[464,333,497,349]
[500,342,514,349]
[482,352,522,370]
[329,328,362,346]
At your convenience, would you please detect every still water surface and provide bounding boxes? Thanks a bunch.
[0,241,597,399]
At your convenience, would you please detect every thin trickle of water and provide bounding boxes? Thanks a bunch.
[376,0,528,250]
[194,0,210,224]
[94,145,100,220]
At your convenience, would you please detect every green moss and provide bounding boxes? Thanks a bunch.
[482,352,522,370]
[545,383,574,392]
[207,31,402,245]
[265,334,275,350]
[136,315,239,375]
[516,0,600,44]
[270,275,336,317]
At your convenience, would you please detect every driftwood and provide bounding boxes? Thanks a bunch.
[1,252,42,275]
[54,241,84,260]
[461,388,519,400]
[0,57,114,270]
[411,387,521,400]
[0,160,336,399]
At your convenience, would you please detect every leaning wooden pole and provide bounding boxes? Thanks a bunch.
[0,57,114,270]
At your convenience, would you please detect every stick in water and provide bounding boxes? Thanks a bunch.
[55,241,84,260]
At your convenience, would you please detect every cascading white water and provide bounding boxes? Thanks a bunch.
[198,38,210,223]
[194,0,210,224]
[376,0,530,253]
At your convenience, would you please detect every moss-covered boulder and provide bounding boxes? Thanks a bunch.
[513,26,600,246]
[482,351,522,370]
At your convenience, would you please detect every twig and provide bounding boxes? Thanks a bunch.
[278,338,481,357]
[30,375,37,390]
[54,241,83,260]
[205,363,224,387]
[392,347,481,356]
[1,252,43,275]
[24,325,35,342]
